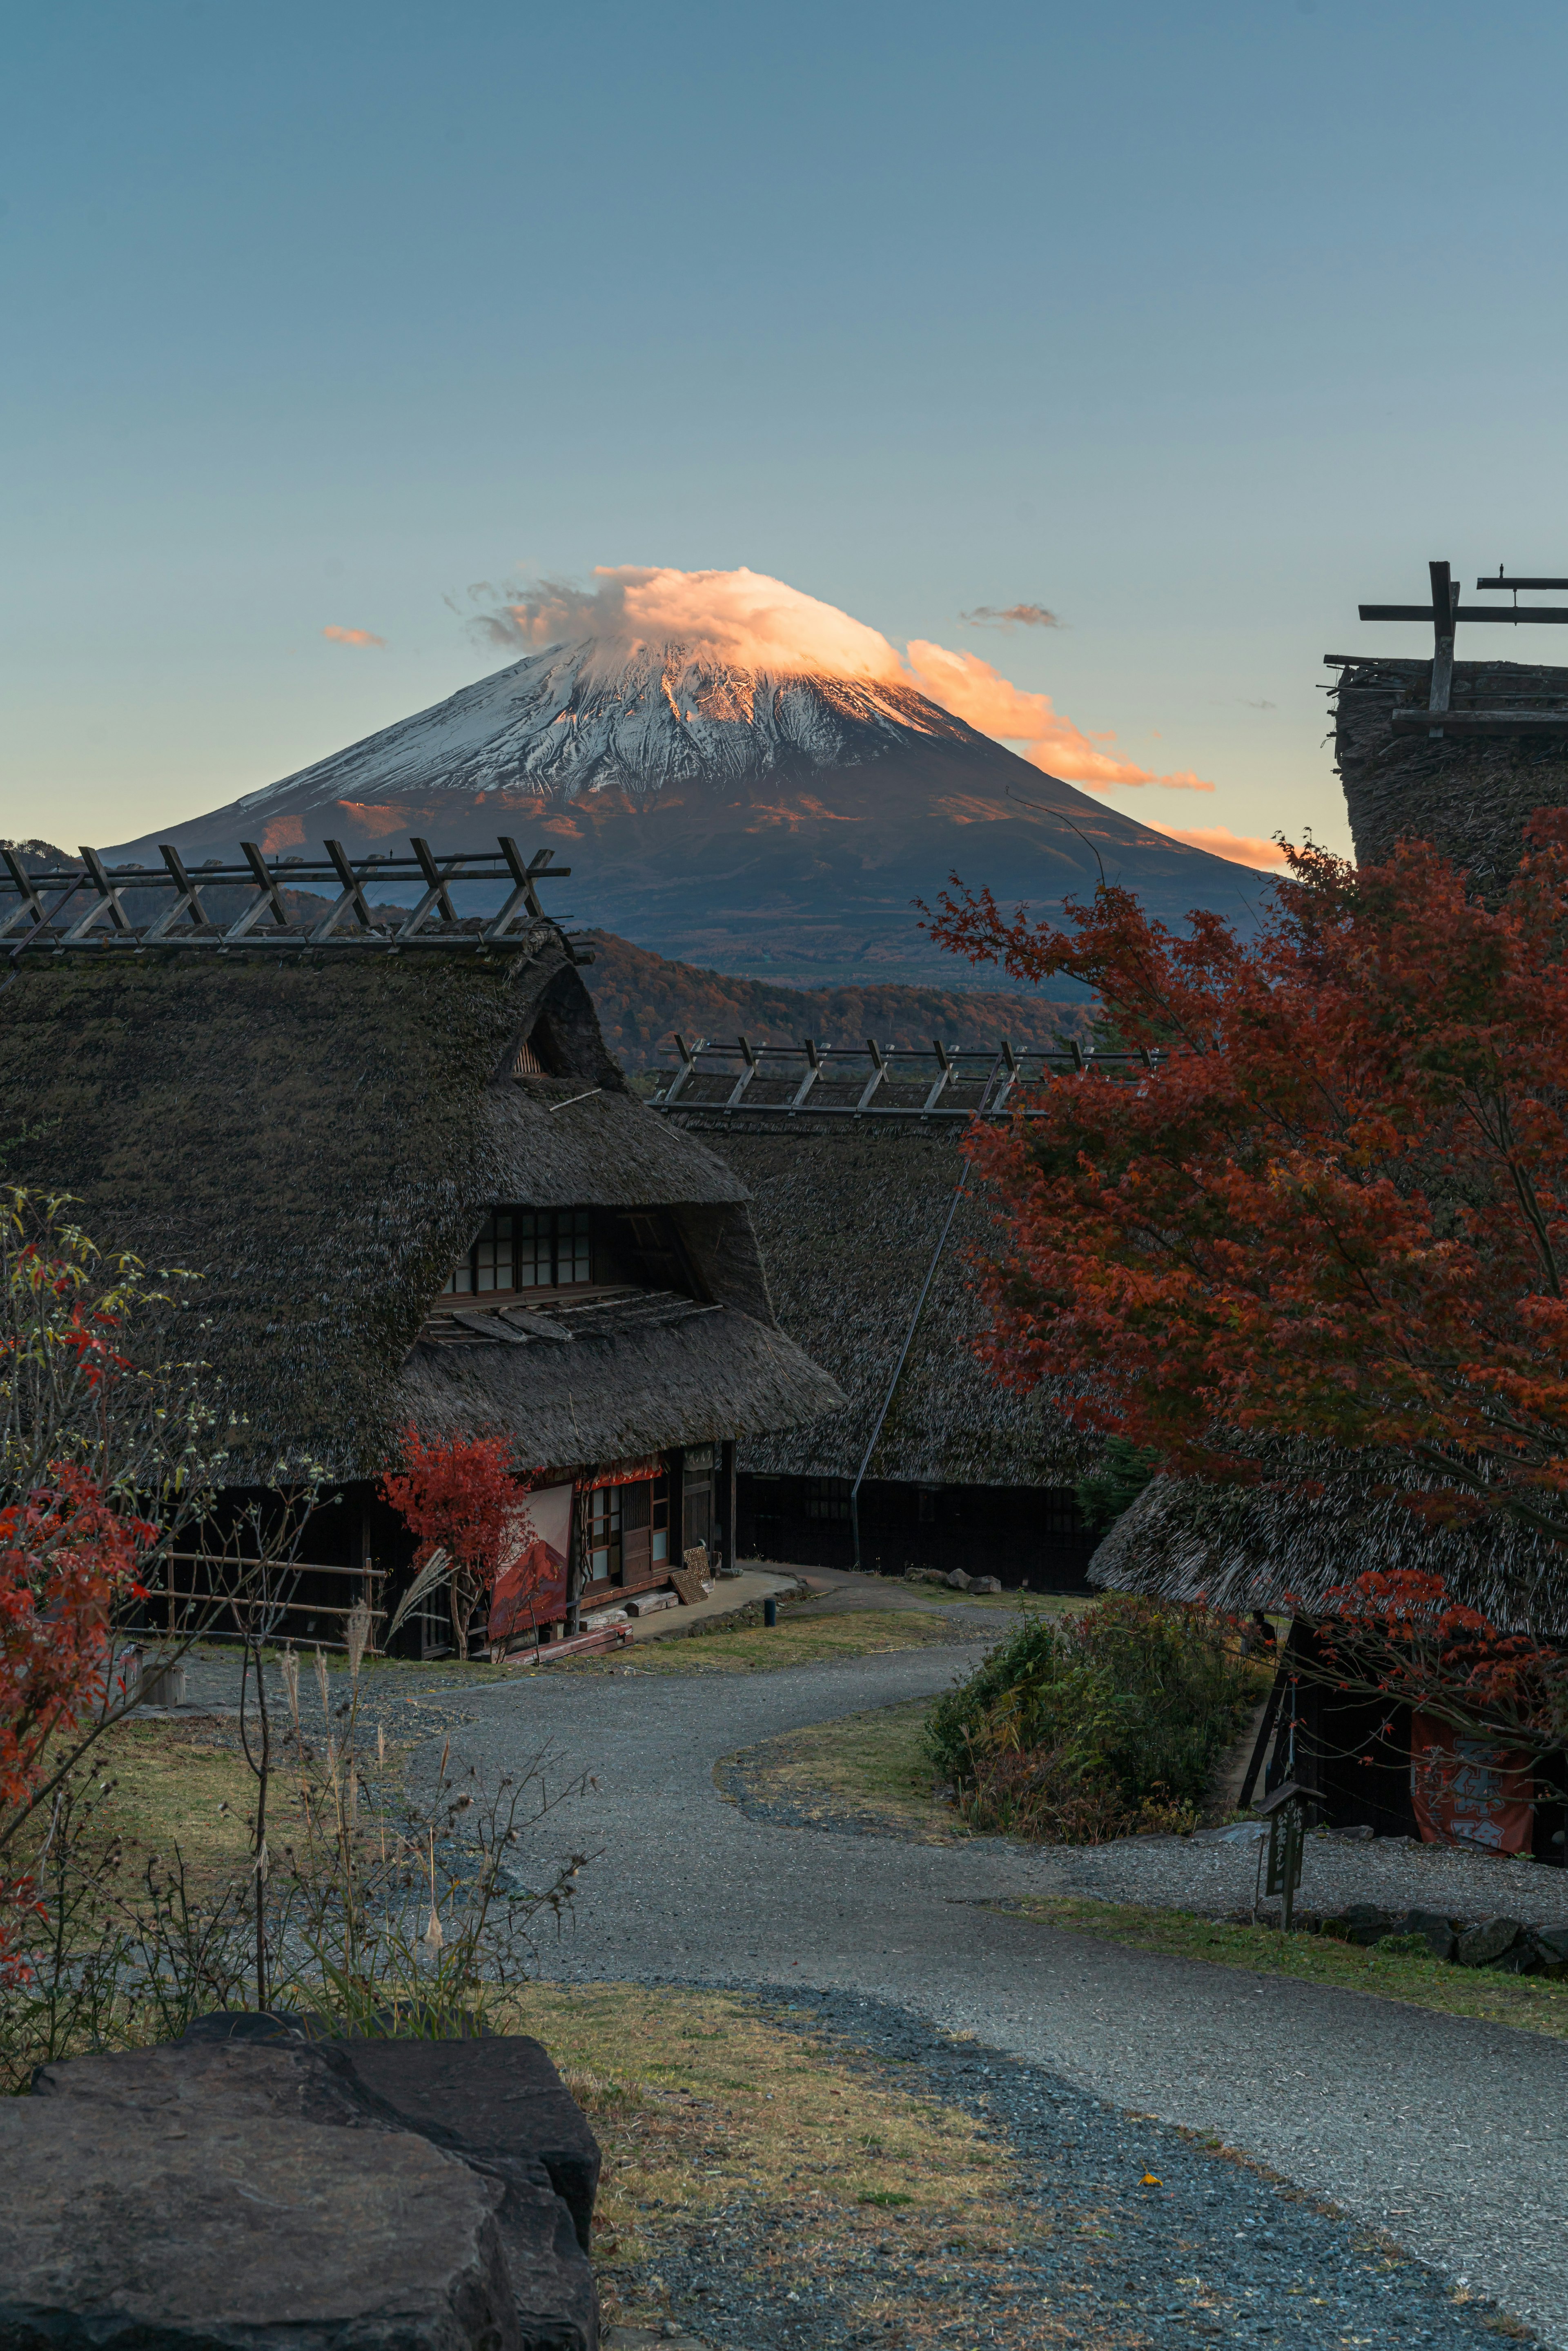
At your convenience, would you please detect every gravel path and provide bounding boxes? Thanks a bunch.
[173,1642,1568,2342]
[635,1986,1519,2351]
[1055,1818,1568,1928]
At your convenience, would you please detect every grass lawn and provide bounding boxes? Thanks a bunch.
[717,1695,971,1843]
[566,1607,954,1676]
[990,1895,1568,2041]
[498,1981,1040,2345]
[74,1716,274,1897]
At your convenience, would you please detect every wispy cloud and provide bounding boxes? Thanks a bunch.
[903,641,1214,793]
[1146,824,1290,869]
[323,625,385,648]
[960,602,1061,629]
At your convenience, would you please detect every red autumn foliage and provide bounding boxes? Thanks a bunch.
[924,815,1568,1551]
[0,1468,154,1818]
[379,1426,537,1656]
[1,1457,157,1981]
[1309,1568,1568,1755]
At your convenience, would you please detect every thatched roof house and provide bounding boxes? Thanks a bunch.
[1092,1453,1568,1847]
[686,1121,1100,1585]
[0,894,841,1650]
[1091,1451,1568,1639]
[1332,653,1568,892]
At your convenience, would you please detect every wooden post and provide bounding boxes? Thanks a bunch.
[720,1440,738,1577]
[1428,559,1458,738]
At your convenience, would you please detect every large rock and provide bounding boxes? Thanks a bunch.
[0,2090,521,2351]
[1455,1916,1524,1969]
[18,2034,598,2351]
[1402,1908,1458,1963]
[1333,1903,1404,1948]
[331,2035,601,2255]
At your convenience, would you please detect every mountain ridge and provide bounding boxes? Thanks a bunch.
[107,640,1268,983]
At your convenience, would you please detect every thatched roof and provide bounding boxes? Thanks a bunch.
[695,1122,1096,1487]
[1090,1451,1568,1637]
[0,927,840,1478]
[1332,654,1568,894]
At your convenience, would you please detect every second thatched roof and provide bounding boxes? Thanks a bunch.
[1090,1447,1568,1638]
[694,1121,1097,1489]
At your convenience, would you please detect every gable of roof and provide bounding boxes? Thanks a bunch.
[0,929,838,1476]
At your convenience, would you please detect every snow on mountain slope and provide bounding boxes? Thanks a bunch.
[223,640,979,815]
[109,640,1268,983]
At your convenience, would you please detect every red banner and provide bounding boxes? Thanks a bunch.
[1411,1711,1535,1854]
[488,1482,573,1644]
[581,1455,664,1491]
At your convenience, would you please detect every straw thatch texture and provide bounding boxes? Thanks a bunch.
[1334,655,1568,893]
[403,1289,840,1464]
[0,933,837,1477]
[1090,1451,1568,1636]
[698,1123,1096,1486]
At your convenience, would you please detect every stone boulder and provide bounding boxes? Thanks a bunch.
[12,2030,599,2351]
[1455,1916,1525,1970]
[1331,1903,1405,1947]
[1402,1908,1458,1963]
[0,2089,521,2351]
[333,2033,602,2254]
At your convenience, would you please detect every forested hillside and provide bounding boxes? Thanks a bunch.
[575,929,1091,1072]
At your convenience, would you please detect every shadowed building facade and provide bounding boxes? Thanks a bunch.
[695,1125,1101,1589]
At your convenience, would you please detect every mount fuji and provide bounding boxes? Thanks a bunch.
[109,640,1269,983]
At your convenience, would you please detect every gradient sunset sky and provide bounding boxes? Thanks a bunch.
[6,1,1568,865]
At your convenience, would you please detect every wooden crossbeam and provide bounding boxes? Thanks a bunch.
[140,843,212,939]
[0,836,572,957]
[1389,708,1568,735]
[62,847,137,942]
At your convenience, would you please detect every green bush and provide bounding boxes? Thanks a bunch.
[925,1595,1263,1845]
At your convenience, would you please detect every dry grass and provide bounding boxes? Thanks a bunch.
[991,1894,1568,2040]
[717,1696,972,1844]
[496,1982,1091,2346]
[76,1717,273,1896]
[566,1608,954,1676]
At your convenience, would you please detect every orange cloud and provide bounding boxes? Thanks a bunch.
[465,566,1214,792]
[323,625,385,648]
[902,641,1214,793]
[474,566,902,680]
[1145,824,1290,870]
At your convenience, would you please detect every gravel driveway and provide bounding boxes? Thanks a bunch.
[178,1640,1568,2342]
[367,1648,1564,2347]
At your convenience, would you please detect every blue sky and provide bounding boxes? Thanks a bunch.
[6,0,1568,859]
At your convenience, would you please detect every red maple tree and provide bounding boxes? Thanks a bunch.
[924,815,1568,1550]
[379,1426,533,1658]
[923,819,1568,1763]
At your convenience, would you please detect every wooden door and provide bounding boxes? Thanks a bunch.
[682,1444,715,1559]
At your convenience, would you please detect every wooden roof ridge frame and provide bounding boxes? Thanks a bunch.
[651,1034,1166,1122]
[1341,558,1568,738]
[0,835,580,958]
